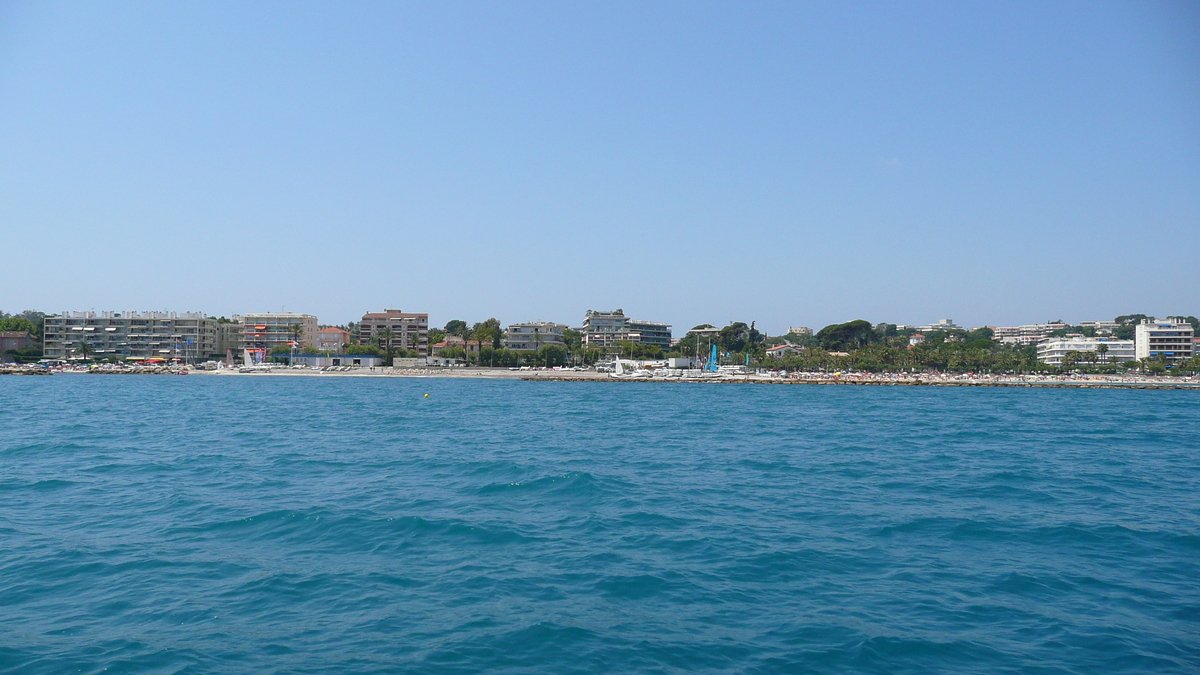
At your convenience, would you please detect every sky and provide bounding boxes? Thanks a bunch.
[1,1,1197,334]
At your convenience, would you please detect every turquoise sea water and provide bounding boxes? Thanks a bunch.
[1,376,1198,674]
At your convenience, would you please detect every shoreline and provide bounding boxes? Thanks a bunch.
[14,365,1197,389]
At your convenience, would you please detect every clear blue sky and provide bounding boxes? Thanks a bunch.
[2,1,1197,333]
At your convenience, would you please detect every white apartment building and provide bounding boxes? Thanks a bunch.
[43,311,216,361]
[581,309,672,349]
[1135,318,1195,365]
[917,319,962,333]
[1079,321,1119,335]
[242,313,319,353]
[359,309,429,356]
[788,326,813,337]
[1037,337,1135,366]
[993,323,1068,346]
[504,322,567,351]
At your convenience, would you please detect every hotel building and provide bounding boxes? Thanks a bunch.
[359,310,429,356]
[1135,318,1195,365]
[1036,337,1135,366]
[43,311,217,361]
[504,322,567,351]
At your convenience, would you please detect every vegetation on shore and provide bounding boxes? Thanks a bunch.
[6,310,1199,374]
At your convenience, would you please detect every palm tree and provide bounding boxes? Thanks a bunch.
[374,327,395,366]
[1096,343,1109,363]
[74,340,94,362]
[289,323,303,364]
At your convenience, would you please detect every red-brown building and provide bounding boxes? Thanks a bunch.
[359,310,429,356]
[0,331,32,352]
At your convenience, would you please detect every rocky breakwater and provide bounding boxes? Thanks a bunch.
[0,364,52,375]
[83,364,192,375]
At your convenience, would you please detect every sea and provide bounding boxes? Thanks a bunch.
[1,375,1198,674]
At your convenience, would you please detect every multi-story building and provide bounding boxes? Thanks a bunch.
[504,322,567,351]
[214,320,243,356]
[0,331,32,351]
[625,319,672,348]
[993,323,1068,346]
[581,309,672,349]
[916,319,962,333]
[788,326,813,337]
[241,313,318,354]
[359,310,429,356]
[1079,321,1120,335]
[1135,318,1195,365]
[43,311,216,361]
[1037,337,1135,366]
[317,327,351,352]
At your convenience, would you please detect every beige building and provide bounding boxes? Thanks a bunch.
[241,313,318,353]
[215,321,243,356]
[43,311,216,361]
[359,310,429,356]
[317,327,351,352]
[504,322,567,351]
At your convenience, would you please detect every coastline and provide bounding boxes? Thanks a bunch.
[15,365,1195,389]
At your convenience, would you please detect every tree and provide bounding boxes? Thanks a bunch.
[816,320,877,351]
[471,319,503,365]
[373,327,395,366]
[346,344,382,356]
[719,322,751,353]
[1096,343,1109,363]
[0,317,36,334]
[74,340,94,361]
[444,320,468,337]
[1113,314,1149,340]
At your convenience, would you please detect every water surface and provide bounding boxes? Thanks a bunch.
[1,376,1197,673]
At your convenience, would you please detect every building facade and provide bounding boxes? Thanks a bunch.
[43,311,216,361]
[0,331,32,351]
[581,309,672,349]
[431,335,482,356]
[359,310,429,356]
[765,344,803,358]
[241,313,319,354]
[290,353,383,368]
[1036,337,1135,366]
[1135,318,1195,365]
[504,322,567,351]
[916,319,962,333]
[214,321,243,356]
[993,323,1068,346]
[317,327,351,352]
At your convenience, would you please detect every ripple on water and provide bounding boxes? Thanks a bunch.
[0,377,1197,674]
